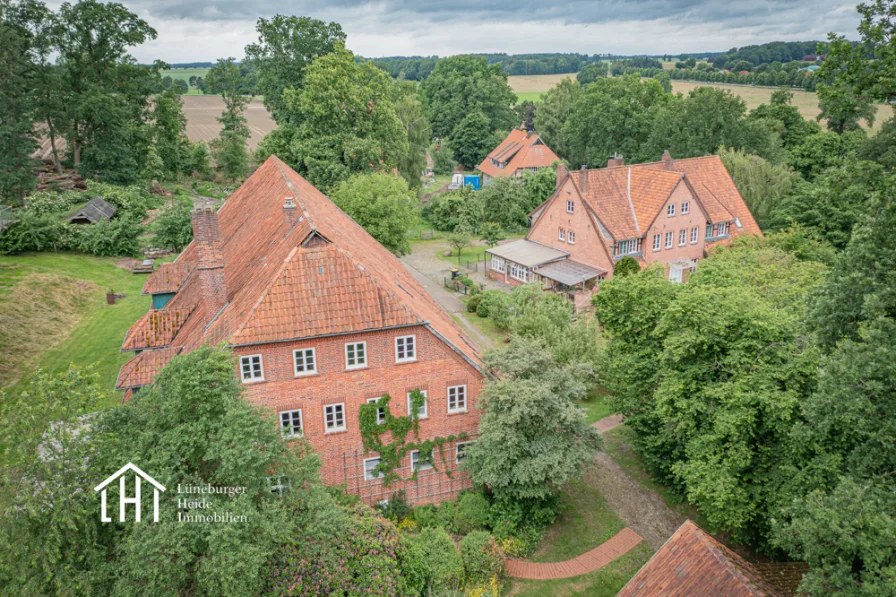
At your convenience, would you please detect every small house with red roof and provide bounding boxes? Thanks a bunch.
[485,151,760,309]
[117,156,484,505]
[477,127,560,184]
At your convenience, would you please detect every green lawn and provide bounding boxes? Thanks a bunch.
[508,542,653,596]
[514,91,545,104]
[578,387,614,424]
[162,67,210,94]
[452,309,510,349]
[602,426,709,529]
[0,252,157,406]
[530,467,626,563]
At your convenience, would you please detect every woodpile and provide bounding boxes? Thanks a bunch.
[35,161,85,193]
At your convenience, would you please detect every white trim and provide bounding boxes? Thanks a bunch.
[395,335,417,363]
[682,202,689,215]
[678,229,687,246]
[567,230,575,244]
[652,234,661,252]
[566,199,574,213]
[324,403,346,433]
[447,384,467,413]
[558,228,566,241]
[690,226,699,244]
[293,348,317,376]
[665,231,673,249]
[367,397,387,424]
[667,204,675,217]
[279,409,303,438]
[363,456,383,481]
[239,354,264,382]
[345,341,367,370]
[407,390,428,419]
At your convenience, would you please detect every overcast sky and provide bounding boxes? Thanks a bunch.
[98,1,861,63]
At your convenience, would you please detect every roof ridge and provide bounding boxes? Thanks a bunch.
[272,156,318,233]
[625,167,640,236]
[695,526,767,595]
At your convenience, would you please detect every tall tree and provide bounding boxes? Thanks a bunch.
[244,14,345,124]
[719,146,799,230]
[205,57,250,179]
[0,0,40,204]
[534,77,581,160]
[420,54,517,140]
[151,87,190,177]
[392,80,430,189]
[330,172,416,255]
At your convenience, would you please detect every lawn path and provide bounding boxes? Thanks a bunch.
[505,528,643,580]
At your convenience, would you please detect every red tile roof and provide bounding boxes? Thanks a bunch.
[121,307,195,351]
[116,347,181,390]
[142,262,194,295]
[478,128,560,179]
[118,156,482,388]
[617,521,784,597]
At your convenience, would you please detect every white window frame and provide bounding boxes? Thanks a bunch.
[665,231,673,249]
[568,230,575,244]
[509,262,529,282]
[363,457,383,481]
[653,234,661,251]
[447,385,467,413]
[324,403,346,433]
[566,200,574,213]
[616,238,640,256]
[679,229,687,246]
[491,255,505,273]
[240,354,264,383]
[267,476,290,497]
[407,390,428,419]
[669,267,684,283]
[345,341,367,370]
[455,441,472,463]
[279,409,303,438]
[410,449,434,472]
[667,204,675,216]
[558,228,566,241]
[395,335,416,363]
[691,226,699,244]
[293,348,317,376]
[682,202,690,215]
[367,397,387,425]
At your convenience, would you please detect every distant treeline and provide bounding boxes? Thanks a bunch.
[168,62,215,69]
[370,53,610,80]
[710,41,824,68]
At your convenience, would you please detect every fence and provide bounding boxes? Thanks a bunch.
[444,278,470,294]
[408,229,434,240]
[340,444,473,506]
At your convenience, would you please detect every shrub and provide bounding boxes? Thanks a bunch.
[153,201,193,251]
[412,504,440,528]
[458,275,474,288]
[478,291,513,328]
[84,181,158,220]
[376,490,412,523]
[78,216,143,257]
[0,213,67,254]
[24,190,83,216]
[466,294,484,313]
[453,492,491,535]
[460,531,504,585]
[613,255,641,277]
[412,527,464,594]
[432,143,457,175]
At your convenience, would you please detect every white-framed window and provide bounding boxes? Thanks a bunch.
[367,397,387,425]
[682,202,690,215]
[448,385,467,413]
[455,441,472,463]
[363,457,383,481]
[707,222,731,238]
[395,335,416,363]
[665,231,673,249]
[669,267,684,283]
[345,342,367,369]
[509,262,529,282]
[690,226,699,244]
[491,255,505,273]
[667,204,675,216]
[293,348,316,376]
[240,355,263,382]
[267,476,290,496]
[679,229,687,246]
[407,390,428,419]
[559,228,566,241]
[566,200,574,213]
[279,409,303,438]
[653,234,661,251]
[615,238,640,256]
[568,230,575,244]
[324,403,346,433]
[410,449,434,472]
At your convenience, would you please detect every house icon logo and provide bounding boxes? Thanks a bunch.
[94,462,166,523]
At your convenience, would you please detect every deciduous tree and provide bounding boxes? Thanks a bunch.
[330,172,416,255]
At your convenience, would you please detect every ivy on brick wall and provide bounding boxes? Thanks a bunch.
[359,390,469,485]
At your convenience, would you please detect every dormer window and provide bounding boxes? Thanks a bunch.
[615,238,641,256]
[566,200,574,213]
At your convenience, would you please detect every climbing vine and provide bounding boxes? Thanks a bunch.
[359,390,469,485]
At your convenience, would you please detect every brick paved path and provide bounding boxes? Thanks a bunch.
[592,413,624,434]
[505,528,644,580]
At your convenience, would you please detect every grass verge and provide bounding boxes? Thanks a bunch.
[506,542,653,597]
[578,386,614,424]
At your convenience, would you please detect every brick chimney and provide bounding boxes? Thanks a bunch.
[607,154,624,168]
[192,207,227,318]
[555,163,567,190]
[662,150,674,171]
[579,165,589,195]
[283,196,299,228]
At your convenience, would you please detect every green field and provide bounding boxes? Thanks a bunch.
[161,67,209,95]
[0,253,158,406]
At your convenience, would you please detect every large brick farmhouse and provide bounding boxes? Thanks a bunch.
[117,156,484,505]
[486,152,760,309]
[477,127,560,184]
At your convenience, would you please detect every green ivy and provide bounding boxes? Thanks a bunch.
[359,390,468,485]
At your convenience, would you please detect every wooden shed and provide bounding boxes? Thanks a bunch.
[67,197,116,224]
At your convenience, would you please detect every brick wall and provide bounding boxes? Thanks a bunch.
[234,324,483,505]
[642,183,707,274]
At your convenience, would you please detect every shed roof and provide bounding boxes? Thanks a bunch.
[66,197,116,223]
[535,259,606,285]
[486,239,568,268]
